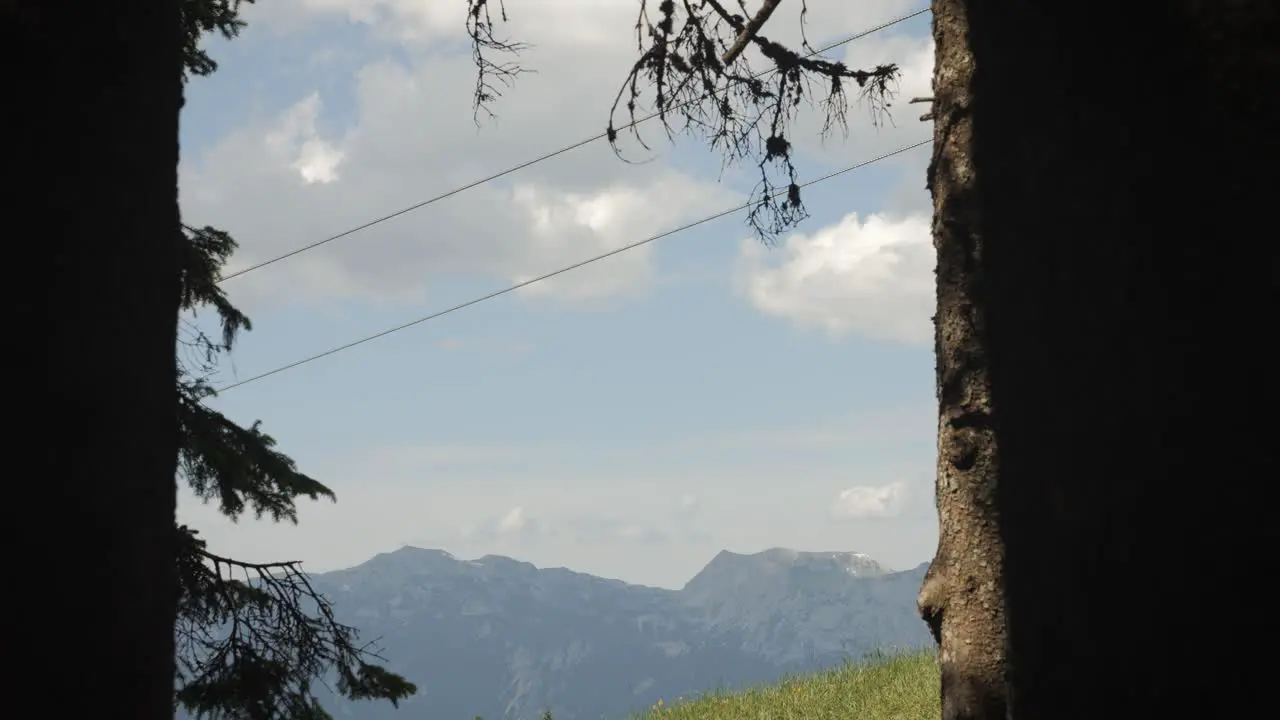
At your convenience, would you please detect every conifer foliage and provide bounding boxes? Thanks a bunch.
[174,224,416,719]
[174,3,416,718]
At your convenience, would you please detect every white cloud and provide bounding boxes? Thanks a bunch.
[264,93,345,185]
[509,172,734,302]
[460,505,550,545]
[279,0,641,47]
[736,211,934,345]
[831,481,908,519]
[280,0,928,57]
[497,506,531,534]
[183,1,935,312]
[183,7,745,312]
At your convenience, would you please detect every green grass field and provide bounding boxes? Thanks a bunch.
[632,651,939,720]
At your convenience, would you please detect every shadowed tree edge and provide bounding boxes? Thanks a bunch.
[924,0,1277,718]
[16,0,184,717]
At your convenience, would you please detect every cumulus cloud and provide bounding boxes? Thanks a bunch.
[280,0,927,68]
[184,1,933,313]
[264,93,345,185]
[736,211,934,345]
[280,0,643,47]
[183,4,740,312]
[460,505,550,545]
[509,172,734,302]
[497,506,531,533]
[831,482,908,519]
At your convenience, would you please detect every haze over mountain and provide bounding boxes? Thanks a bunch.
[307,546,932,720]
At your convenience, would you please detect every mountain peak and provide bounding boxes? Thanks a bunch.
[682,547,888,597]
[386,545,457,560]
[359,546,463,571]
[391,545,454,557]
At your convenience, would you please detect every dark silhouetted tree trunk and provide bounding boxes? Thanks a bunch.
[921,1,1277,719]
[9,0,183,717]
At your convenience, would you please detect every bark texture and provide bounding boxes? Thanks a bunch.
[918,1,1007,719]
[9,0,183,716]
[925,0,1278,718]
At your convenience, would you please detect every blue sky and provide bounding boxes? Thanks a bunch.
[177,0,939,590]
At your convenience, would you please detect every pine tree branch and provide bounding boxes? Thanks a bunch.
[175,527,417,718]
[197,547,304,572]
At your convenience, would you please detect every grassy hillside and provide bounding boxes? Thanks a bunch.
[632,651,939,720]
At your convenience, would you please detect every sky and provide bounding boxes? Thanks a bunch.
[177,0,940,591]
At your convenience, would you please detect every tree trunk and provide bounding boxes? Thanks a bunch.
[923,0,1277,718]
[917,1,1007,718]
[10,0,183,717]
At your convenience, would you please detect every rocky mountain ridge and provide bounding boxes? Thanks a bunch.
[304,546,932,720]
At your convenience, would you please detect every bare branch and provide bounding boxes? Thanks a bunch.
[909,96,935,121]
[175,527,416,719]
[606,0,900,243]
[466,0,901,244]
[718,0,783,65]
[466,0,533,123]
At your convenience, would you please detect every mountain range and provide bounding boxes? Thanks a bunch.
[306,547,933,720]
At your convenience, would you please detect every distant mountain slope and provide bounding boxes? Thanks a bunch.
[307,547,932,720]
